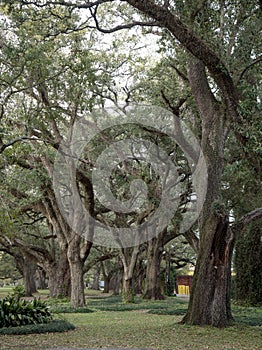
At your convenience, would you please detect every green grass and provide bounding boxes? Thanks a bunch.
[0,286,13,298]
[0,289,261,350]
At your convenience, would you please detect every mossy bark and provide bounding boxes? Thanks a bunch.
[182,60,234,327]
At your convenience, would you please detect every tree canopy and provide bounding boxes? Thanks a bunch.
[0,0,261,326]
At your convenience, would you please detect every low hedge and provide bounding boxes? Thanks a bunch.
[0,319,75,335]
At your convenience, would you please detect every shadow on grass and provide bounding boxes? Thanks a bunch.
[52,307,95,314]
[148,307,187,316]
[0,320,75,335]
[234,316,261,326]
[87,295,188,313]
[233,306,262,326]
[49,293,261,327]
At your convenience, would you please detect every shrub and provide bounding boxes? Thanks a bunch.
[11,285,26,299]
[0,295,52,328]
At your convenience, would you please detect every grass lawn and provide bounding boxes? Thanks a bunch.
[0,286,13,298]
[0,289,261,350]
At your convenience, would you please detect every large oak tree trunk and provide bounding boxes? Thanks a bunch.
[103,275,110,293]
[23,255,37,297]
[182,60,234,327]
[67,236,85,307]
[133,257,146,295]
[143,237,165,300]
[48,249,71,298]
[182,215,234,326]
[35,268,47,290]
[121,0,242,327]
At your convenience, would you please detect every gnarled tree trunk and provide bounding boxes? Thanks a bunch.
[182,60,234,327]
[143,236,164,300]
[48,249,71,298]
[23,254,37,297]
[182,215,234,326]
[67,235,85,307]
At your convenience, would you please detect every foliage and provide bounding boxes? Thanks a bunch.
[11,285,26,299]
[0,319,75,335]
[0,295,52,328]
[0,253,21,283]
[234,221,262,306]
[0,0,261,322]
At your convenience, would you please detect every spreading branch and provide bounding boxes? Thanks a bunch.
[237,55,262,84]
[90,5,160,33]
[124,0,239,120]
[20,0,112,9]
[232,208,262,238]
[0,136,41,154]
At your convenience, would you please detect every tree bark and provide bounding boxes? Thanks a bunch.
[111,261,123,295]
[124,0,239,120]
[35,268,47,290]
[120,246,140,303]
[143,237,165,300]
[23,255,37,297]
[67,235,85,307]
[103,275,110,293]
[101,261,115,293]
[91,265,101,290]
[122,276,134,303]
[48,249,71,298]
[180,60,234,327]
[133,256,146,295]
[182,216,234,327]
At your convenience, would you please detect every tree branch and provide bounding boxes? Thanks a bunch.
[169,62,189,84]
[182,229,199,254]
[13,238,54,264]
[232,208,262,238]
[124,0,239,120]
[189,0,209,26]
[0,136,41,154]
[20,0,112,8]
[83,252,117,273]
[90,5,160,33]
[237,55,262,84]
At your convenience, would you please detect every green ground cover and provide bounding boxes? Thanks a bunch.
[0,289,261,350]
